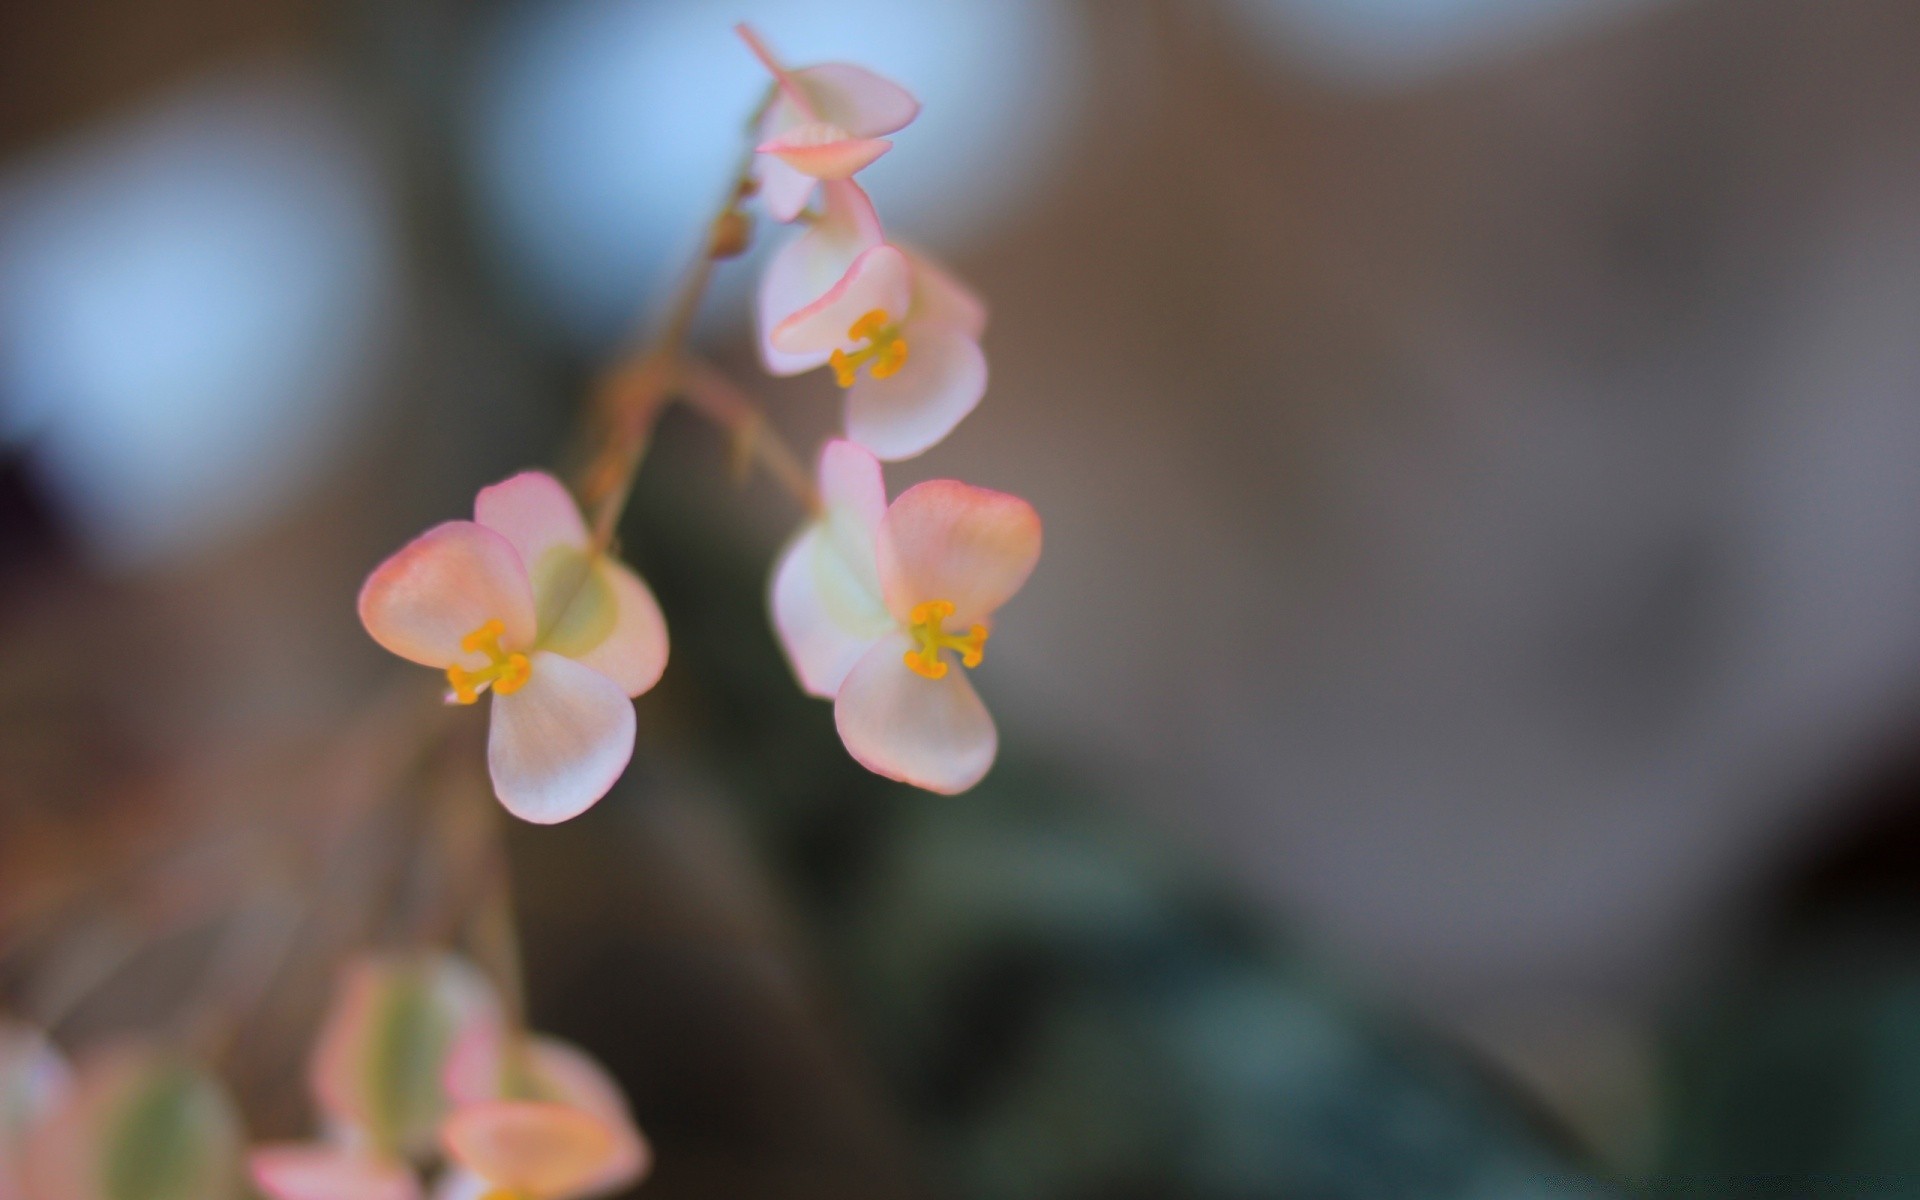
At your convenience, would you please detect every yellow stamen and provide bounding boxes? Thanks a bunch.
[828,308,908,388]
[447,618,533,704]
[902,599,989,681]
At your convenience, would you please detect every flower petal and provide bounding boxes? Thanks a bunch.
[770,244,912,356]
[249,1146,420,1200]
[792,63,921,137]
[755,153,818,224]
[771,441,893,696]
[359,522,537,668]
[25,1046,243,1200]
[473,472,589,578]
[758,124,892,181]
[903,247,987,339]
[564,561,667,699]
[845,325,986,461]
[487,653,635,824]
[877,481,1042,627]
[757,181,884,374]
[441,1102,620,1200]
[834,633,997,794]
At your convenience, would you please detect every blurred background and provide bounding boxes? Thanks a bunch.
[5,0,1920,1194]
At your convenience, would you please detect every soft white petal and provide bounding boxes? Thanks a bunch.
[770,244,912,356]
[771,526,889,698]
[845,325,986,461]
[902,246,987,339]
[755,154,817,223]
[834,633,998,794]
[564,561,668,699]
[474,472,588,572]
[793,63,921,137]
[487,654,635,824]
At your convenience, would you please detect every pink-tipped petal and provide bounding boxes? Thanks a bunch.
[487,653,635,824]
[877,481,1043,627]
[756,154,818,223]
[522,1039,649,1194]
[758,125,892,181]
[771,441,892,696]
[441,1102,621,1200]
[474,472,589,577]
[903,247,988,339]
[565,561,667,699]
[24,1046,243,1200]
[758,181,884,374]
[771,244,912,356]
[792,63,921,137]
[834,633,998,794]
[359,522,537,668]
[249,1145,421,1200]
[845,325,987,461]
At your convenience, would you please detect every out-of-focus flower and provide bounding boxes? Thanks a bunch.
[308,953,504,1162]
[248,1146,420,1200]
[772,441,1040,792]
[770,242,988,461]
[358,472,668,824]
[737,24,920,223]
[22,1044,242,1200]
[437,1020,648,1200]
[0,1024,70,1200]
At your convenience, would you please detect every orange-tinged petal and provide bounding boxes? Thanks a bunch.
[845,325,986,461]
[487,653,634,824]
[877,481,1042,628]
[758,181,883,374]
[441,1102,620,1199]
[771,244,912,357]
[359,522,537,668]
[834,632,998,794]
[520,1040,648,1195]
[249,1145,420,1200]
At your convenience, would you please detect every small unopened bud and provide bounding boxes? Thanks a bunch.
[710,210,752,259]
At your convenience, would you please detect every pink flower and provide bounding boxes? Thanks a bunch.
[772,441,1040,793]
[438,1024,648,1200]
[358,472,668,824]
[769,239,989,461]
[737,24,920,223]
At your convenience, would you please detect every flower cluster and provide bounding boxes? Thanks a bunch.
[0,953,639,1200]
[355,27,1041,819]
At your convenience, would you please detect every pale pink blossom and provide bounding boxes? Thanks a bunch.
[248,1145,420,1200]
[772,441,1040,793]
[737,24,919,223]
[358,472,667,824]
[769,241,988,461]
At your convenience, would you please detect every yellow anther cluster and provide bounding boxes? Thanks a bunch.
[829,308,908,387]
[902,599,988,681]
[446,618,533,704]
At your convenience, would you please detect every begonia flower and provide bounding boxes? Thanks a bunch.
[738,24,919,223]
[309,953,504,1161]
[757,180,884,378]
[436,1022,648,1200]
[23,1044,242,1200]
[0,1023,69,1200]
[769,240,988,461]
[771,441,1040,793]
[359,472,667,824]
